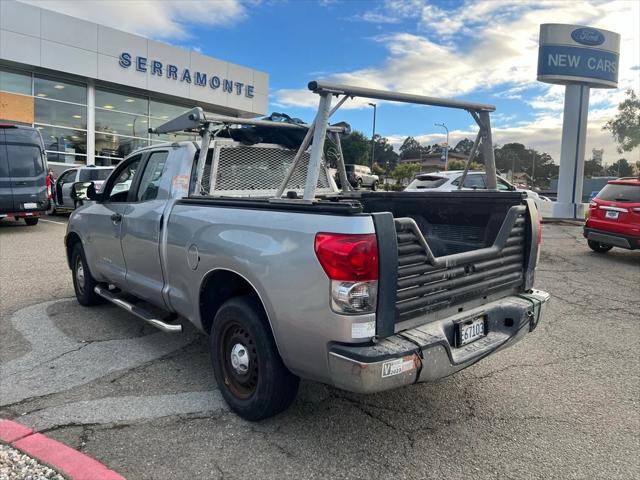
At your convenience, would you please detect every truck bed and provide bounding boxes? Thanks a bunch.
[359,190,532,334]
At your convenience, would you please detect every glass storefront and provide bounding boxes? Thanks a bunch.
[1,65,203,166]
[95,88,150,163]
[33,75,88,165]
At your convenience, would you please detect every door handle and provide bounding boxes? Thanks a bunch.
[110,213,122,223]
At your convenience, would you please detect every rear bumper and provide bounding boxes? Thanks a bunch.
[0,210,42,219]
[583,227,639,250]
[327,289,550,394]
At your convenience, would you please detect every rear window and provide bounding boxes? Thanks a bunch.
[345,165,355,173]
[2,128,43,147]
[6,145,45,177]
[407,175,448,189]
[79,169,113,182]
[596,183,640,202]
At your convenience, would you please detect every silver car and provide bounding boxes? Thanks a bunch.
[51,165,113,213]
[405,170,545,210]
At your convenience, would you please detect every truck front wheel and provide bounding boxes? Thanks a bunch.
[71,243,102,306]
[210,295,299,420]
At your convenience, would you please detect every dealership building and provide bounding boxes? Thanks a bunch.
[0,0,268,168]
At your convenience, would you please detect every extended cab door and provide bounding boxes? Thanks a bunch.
[83,154,143,287]
[120,150,170,305]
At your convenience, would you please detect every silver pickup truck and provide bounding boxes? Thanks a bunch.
[66,81,549,420]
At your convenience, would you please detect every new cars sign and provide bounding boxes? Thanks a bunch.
[537,24,621,88]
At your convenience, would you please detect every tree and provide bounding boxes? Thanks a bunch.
[603,89,640,153]
[583,159,604,178]
[447,159,483,171]
[605,158,635,177]
[372,134,399,171]
[453,138,475,154]
[339,131,370,166]
[493,143,557,188]
[399,136,424,160]
[391,163,420,185]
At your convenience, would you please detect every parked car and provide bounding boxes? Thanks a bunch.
[50,165,113,214]
[66,85,548,421]
[0,124,48,226]
[405,170,545,210]
[343,164,379,190]
[583,177,640,252]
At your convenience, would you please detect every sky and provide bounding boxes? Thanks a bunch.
[21,0,640,165]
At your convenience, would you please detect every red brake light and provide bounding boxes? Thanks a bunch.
[314,233,378,281]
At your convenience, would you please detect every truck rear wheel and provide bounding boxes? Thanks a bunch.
[588,240,613,253]
[71,243,102,306]
[24,217,39,226]
[210,295,299,421]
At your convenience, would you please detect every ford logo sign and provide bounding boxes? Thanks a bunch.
[571,28,605,46]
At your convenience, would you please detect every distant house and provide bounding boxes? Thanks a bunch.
[399,151,468,172]
[511,172,533,186]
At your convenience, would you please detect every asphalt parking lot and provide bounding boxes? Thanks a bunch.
[1,216,639,480]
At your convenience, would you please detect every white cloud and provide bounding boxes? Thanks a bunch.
[275,0,639,163]
[19,0,249,40]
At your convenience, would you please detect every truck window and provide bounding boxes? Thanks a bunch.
[5,145,45,177]
[106,155,142,202]
[136,151,168,201]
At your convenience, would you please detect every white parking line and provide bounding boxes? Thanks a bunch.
[39,218,67,225]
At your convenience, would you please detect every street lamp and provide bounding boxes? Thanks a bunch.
[434,122,449,171]
[369,103,377,169]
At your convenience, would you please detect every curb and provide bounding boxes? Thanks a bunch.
[0,419,124,480]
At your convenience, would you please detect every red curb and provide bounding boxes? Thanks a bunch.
[1,420,125,480]
[0,419,34,443]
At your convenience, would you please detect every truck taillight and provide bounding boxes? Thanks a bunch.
[315,233,378,314]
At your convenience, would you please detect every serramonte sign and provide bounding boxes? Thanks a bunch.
[119,52,255,98]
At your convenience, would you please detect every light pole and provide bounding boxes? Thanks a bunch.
[369,103,377,169]
[434,122,449,170]
[531,146,536,188]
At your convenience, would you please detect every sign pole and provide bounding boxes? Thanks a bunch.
[554,84,590,219]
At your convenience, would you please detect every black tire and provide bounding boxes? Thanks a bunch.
[210,295,299,421]
[588,240,613,253]
[357,178,363,190]
[71,243,102,306]
[371,180,378,191]
[24,217,39,226]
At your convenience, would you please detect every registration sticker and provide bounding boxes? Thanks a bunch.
[171,175,190,195]
[381,357,415,378]
[23,202,37,209]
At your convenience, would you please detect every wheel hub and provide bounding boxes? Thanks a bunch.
[75,258,85,293]
[230,342,249,375]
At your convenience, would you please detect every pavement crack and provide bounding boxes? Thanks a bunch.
[468,351,609,381]
[4,341,96,378]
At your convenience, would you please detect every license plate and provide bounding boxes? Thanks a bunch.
[23,202,37,209]
[605,210,619,219]
[456,316,486,347]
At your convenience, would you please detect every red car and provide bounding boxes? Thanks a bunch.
[584,178,640,252]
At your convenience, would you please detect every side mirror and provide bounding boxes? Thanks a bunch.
[70,181,99,205]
